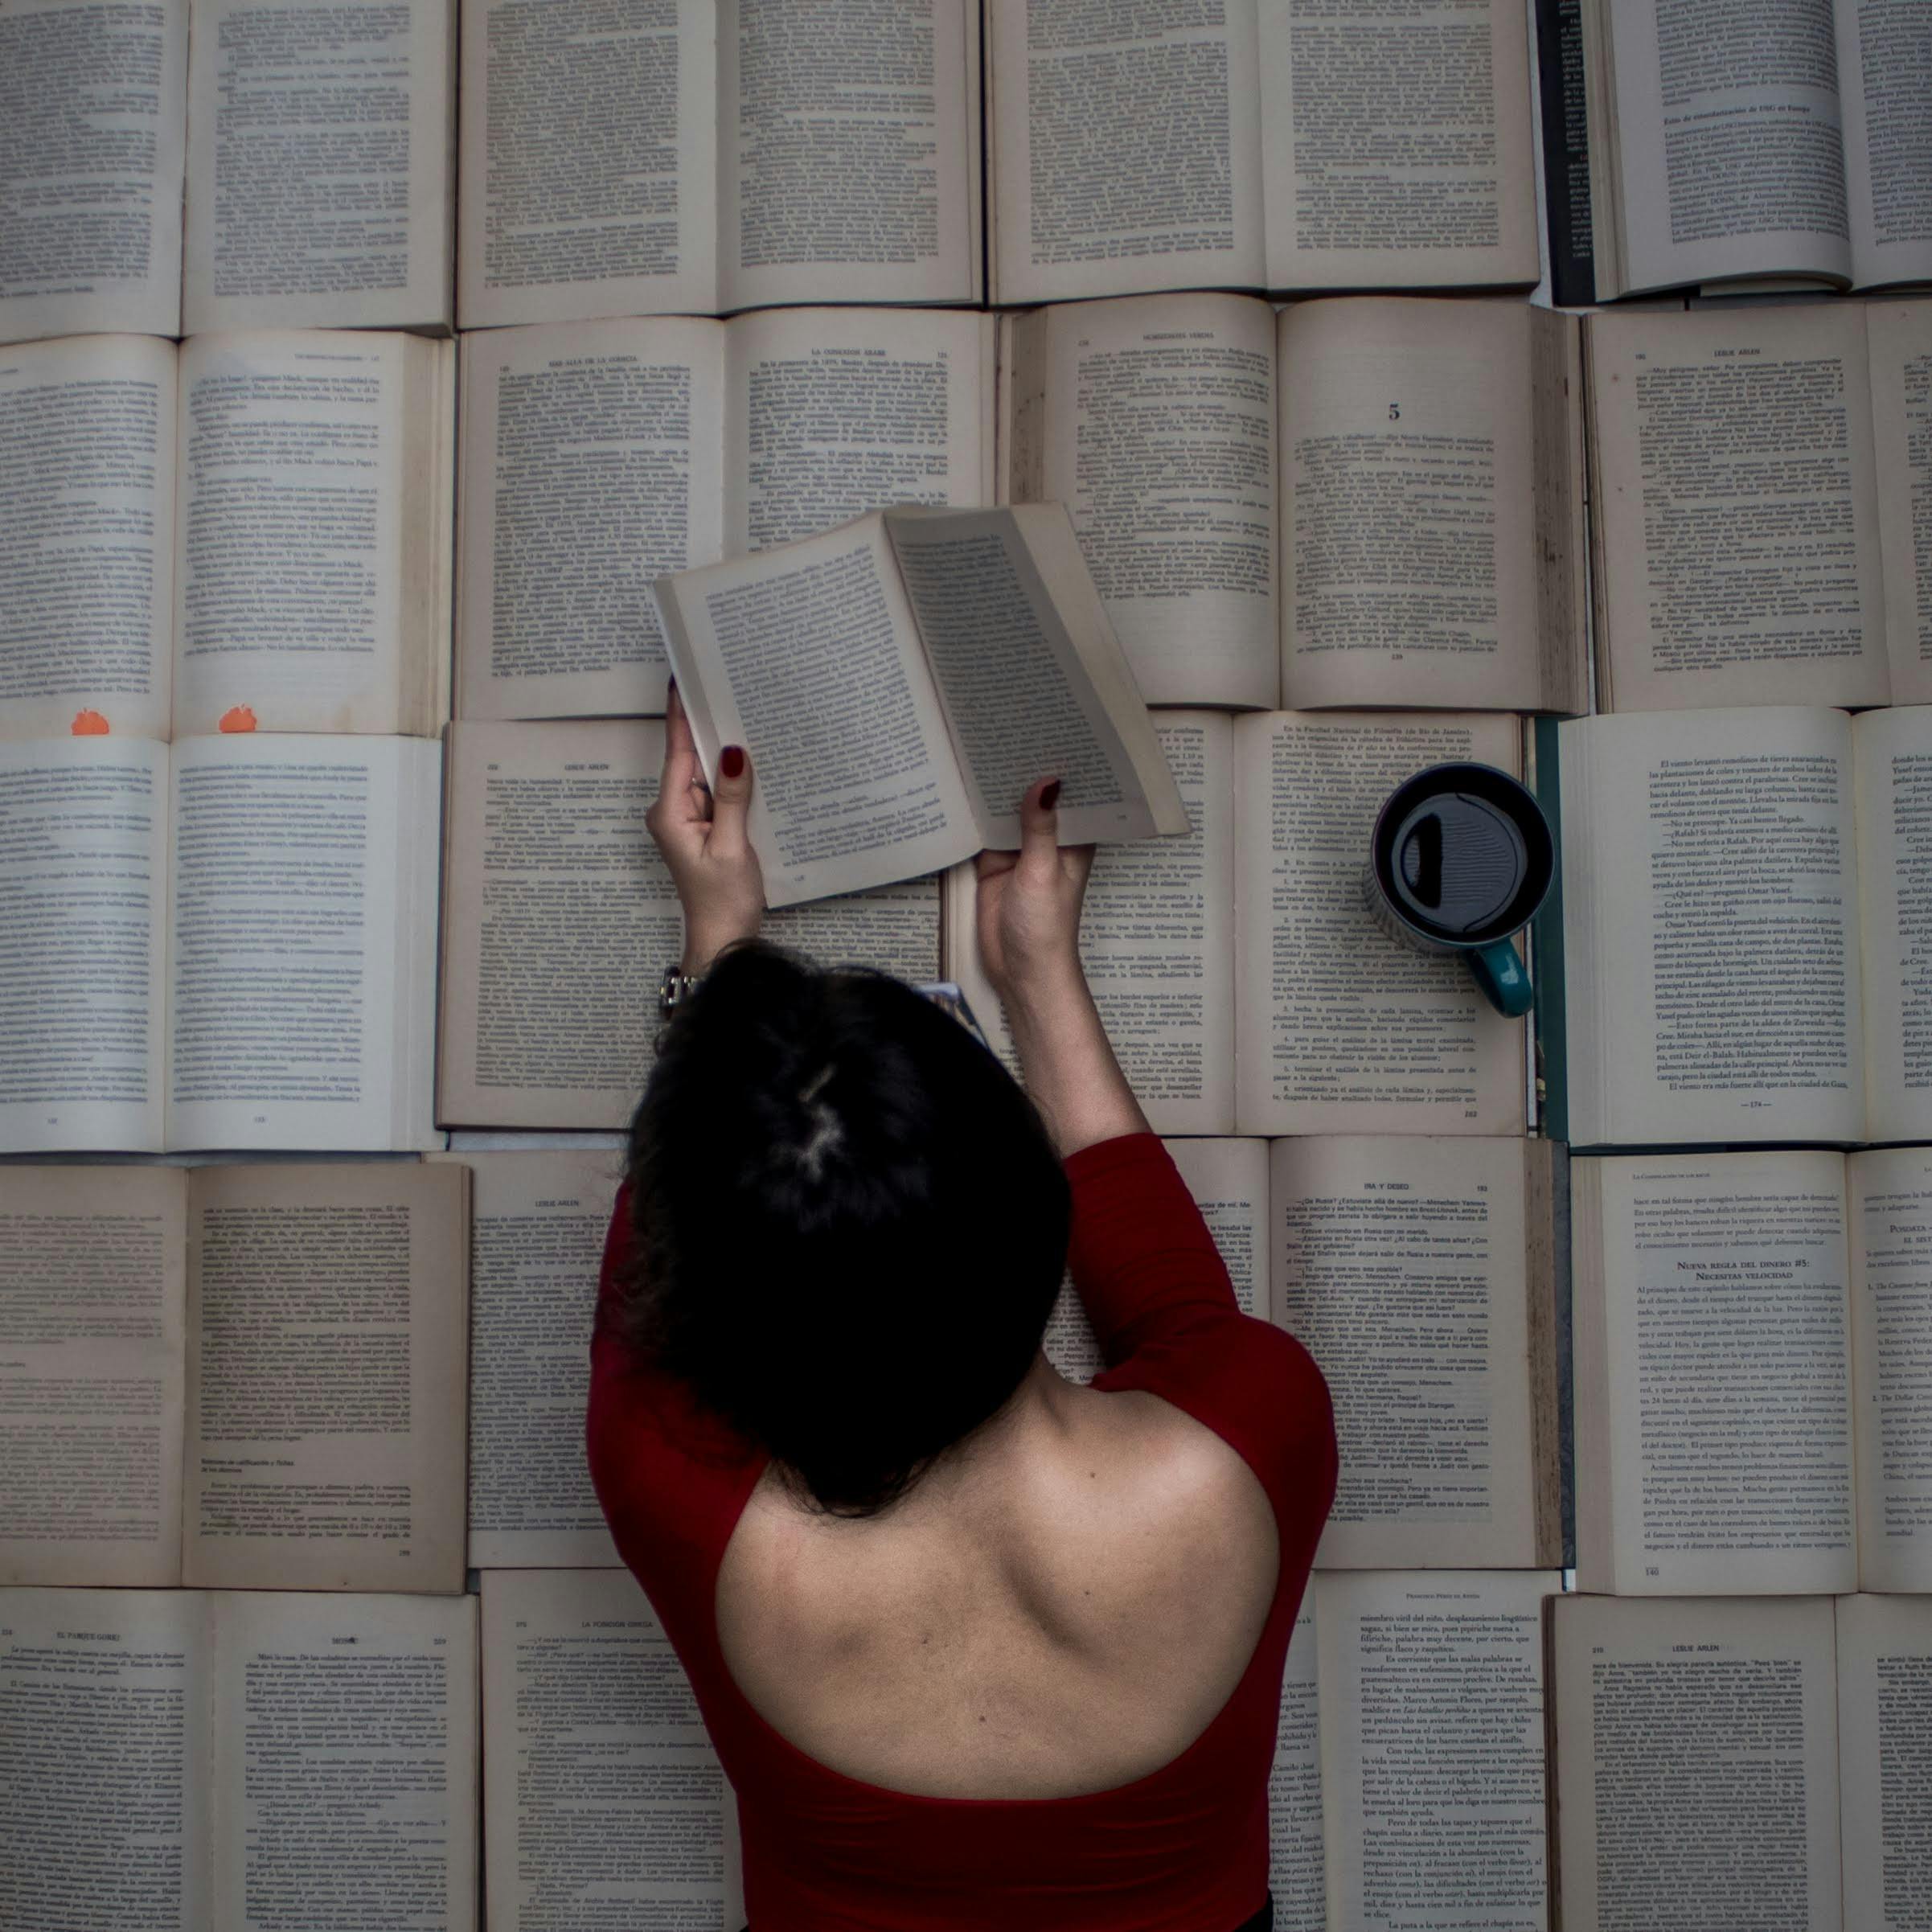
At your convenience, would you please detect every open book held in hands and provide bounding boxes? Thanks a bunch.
[653,505,1190,906]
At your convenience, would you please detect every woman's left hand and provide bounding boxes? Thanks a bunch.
[646,683,764,972]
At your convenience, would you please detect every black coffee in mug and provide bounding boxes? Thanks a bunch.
[1364,762,1555,1016]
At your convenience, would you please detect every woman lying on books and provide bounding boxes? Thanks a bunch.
[584,685,1337,1932]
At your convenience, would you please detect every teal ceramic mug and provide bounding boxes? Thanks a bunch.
[1362,762,1554,1019]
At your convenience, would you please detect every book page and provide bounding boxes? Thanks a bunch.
[210,1589,478,1932]
[718,0,978,309]
[942,712,1236,1134]
[1265,1599,1324,1930]
[446,1148,624,1569]
[458,0,716,327]
[1278,298,1558,712]
[1866,301,1932,705]
[1835,1593,1932,1932]
[1271,1137,1539,1569]
[1581,1151,1858,1597]
[1039,1135,1269,1383]
[724,306,994,556]
[183,0,453,332]
[1019,293,1279,710]
[166,734,441,1152]
[1231,710,1527,1136]
[182,1163,468,1594]
[1558,708,1867,1146]
[1854,703,1932,1142]
[438,719,945,1126]
[1547,1594,1842,1932]
[481,1569,740,1932]
[1316,1569,1556,1932]
[1836,1,1932,291]
[987,0,1265,303]
[658,515,980,904]
[0,0,187,343]
[174,331,425,736]
[0,1586,212,1928]
[1848,1146,1932,1595]
[1586,306,1889,712]
[1257,0,1539,290]
[455,318,727,722]
[0,1167,186,1588]
[1594,0,1852,293]
[0,736,168,1154]
[0,335,176,741]
[885,503,1179,849]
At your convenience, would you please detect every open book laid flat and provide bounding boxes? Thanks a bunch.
[0,331,455,740]
[478,1563,1560,1932]
[1580,0,1932,301]
[0,1162,468,1593]
[1557,704,1932,1146]
[0,1585,479,1926]
[1572,1147,1932,1598]
[654,504,1189,906]
[0,733,442,1155]
[948,708,1532,1137]
[0,0,456,344]
[1585,301,1931,712]
[1547,1593,1932,1932]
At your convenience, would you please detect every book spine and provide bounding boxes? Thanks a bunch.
[1535,0,1596,308]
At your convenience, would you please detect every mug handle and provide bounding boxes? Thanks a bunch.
[1468,938,1532,1018]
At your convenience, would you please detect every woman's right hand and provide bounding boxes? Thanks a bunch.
[974,776,1095,1007]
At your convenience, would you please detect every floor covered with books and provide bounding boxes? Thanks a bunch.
[2,0,1930,1927]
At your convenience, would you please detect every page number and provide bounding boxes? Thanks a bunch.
[1388,403,1401,420]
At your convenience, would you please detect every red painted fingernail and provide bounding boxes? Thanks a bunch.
[720,744,745,780]
[1040,779,1060,810]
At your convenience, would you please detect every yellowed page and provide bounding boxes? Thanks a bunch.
[480,1569,737,1932]
[0,336,176,741]
[442,1148,625,1569]
[1316,1569,1557,1931]
[1257,0,1539,290]
[0,1167,186,1586]
[182,1162,468,1594]
[1271,1136,1537,1569]
[1854,703,1932,1142]
[1836,2,1932,292]
[1835,1592,1932,1930]
[165,734,443,1151]
[210,1589,478,1932]
[0,1585,212,1927]
[0,0,187,343]
[1848,1146,1932,1594]
[1594,0,1851,296]
[183,0,453,332]
[987,0,1265,303]
[941,710,1236,1134]
[1867,301,1932,703]
[1586,306,1889,712]
[1026,293,1278,708]
[1557,708,1866,1146]
[455,318,727,722]
[1278,298,1553,712]
[1232,710,1527,1135]
[0,735,169,1153]
[459,0,716,327]
[1265,1598,1324,1928]
[717,0,978,310]
[439,718,945,1126]
[173,332,430,736]
[1582,1151,1858,1598]
[723,306,993,556]
[1549,1593,1842,1932]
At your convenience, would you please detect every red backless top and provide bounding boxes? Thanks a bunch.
[587,1130,1338,1932]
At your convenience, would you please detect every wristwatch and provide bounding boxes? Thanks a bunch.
[659,963,703,1021]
